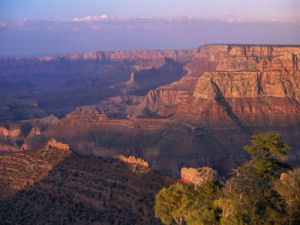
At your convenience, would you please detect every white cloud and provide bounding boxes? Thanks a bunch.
[72,14,109,22]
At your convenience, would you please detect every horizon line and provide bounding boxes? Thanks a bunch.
[1,43,300,59]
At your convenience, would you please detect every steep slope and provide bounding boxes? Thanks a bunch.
[0,145,175,225]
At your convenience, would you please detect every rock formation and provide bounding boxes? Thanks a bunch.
[0,127,21,139]
[181,167,219,185]
[45,139,70,151]
[117,155,150,173]
[125,72,136,86]
[117,155,149,168]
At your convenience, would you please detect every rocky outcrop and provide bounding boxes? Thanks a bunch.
[125,72,136,86]
[181,167,219,185]
[45,139,70,151]
[0,127,21,139]
[117,155,150,173]
[117,155,149,168]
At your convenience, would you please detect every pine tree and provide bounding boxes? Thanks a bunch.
[223,133,292,224]
[239,132,292,180]
[155,182,221,225]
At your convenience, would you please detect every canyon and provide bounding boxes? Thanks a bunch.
[0,44,300,177]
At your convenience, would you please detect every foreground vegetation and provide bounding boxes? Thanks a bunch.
[155,133,300,225]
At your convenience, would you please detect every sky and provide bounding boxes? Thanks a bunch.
[0,0,299,57]
[1,0,299,21]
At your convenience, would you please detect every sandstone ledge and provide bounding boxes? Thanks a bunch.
[116,155,149,173]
